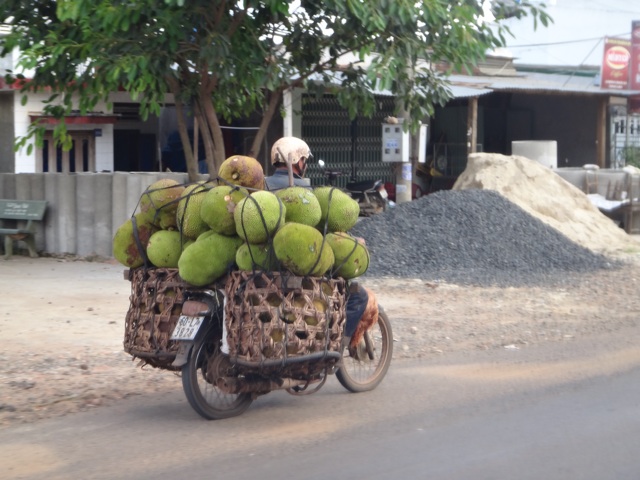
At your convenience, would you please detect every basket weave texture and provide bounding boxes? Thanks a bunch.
[124,268,188,369]
[224,271,346,365]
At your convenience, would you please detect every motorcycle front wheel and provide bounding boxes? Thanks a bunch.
[182,334,253,420]
[336,306,393,392]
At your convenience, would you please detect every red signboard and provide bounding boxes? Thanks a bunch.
[630,20,640,91]
[601,37,631,90]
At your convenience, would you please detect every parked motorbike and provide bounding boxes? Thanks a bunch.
[318,160,390,217]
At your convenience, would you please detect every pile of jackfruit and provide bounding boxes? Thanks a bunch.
[113,155,370,286]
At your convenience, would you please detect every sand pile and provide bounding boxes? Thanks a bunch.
[453,153,638,255]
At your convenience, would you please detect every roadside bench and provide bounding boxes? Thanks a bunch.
[0,199,48,259]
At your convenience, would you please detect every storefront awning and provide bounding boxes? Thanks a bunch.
[28,113,119,125]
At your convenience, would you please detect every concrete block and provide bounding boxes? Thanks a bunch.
[57,174,77,254]
[94,174,113,257]
[44,174,60,253]
[76,173,96,256]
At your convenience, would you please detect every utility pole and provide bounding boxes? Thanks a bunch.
[395,61,414,205]
[395,107,413,204]
[467,97,478,156]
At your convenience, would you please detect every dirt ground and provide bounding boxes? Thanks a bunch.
[1,248,640,429]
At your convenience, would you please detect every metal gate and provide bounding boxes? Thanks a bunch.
[301,94,396,187]
[610,106,640,169]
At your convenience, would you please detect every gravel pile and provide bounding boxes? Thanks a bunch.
[350,189,619,287]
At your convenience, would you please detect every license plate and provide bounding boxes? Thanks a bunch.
[170,315,205,340]
[379,189,388,199]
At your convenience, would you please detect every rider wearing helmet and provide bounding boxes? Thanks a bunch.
[265,136,313,190]
[265,136,368,346]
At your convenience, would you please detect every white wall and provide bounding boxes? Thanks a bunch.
[13,92,37,172]
[95,126,114,172]
[283,88,303,138]
[13,93,115,173]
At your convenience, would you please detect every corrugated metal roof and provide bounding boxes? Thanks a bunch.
[447,72,640,97]
[369,83,492,98]
[308,70,640,99]
[447,85,493,98]
[307,72,493,99]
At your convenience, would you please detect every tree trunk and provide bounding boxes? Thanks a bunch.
[174,97,198,183]
[201,99,226,171]
[194,101,216,176]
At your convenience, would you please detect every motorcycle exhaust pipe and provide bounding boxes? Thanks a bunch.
[216,377,320,395]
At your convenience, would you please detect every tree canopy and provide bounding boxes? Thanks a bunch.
[1,0,551,179]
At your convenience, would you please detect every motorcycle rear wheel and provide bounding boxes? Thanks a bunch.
[336,306,393,392]
[182,335,253,420]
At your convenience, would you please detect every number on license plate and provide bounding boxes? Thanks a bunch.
[170,315,205,340]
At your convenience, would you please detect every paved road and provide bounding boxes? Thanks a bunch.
[2,334,640,480]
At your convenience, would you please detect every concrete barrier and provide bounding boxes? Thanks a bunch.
[556,168,630,198]
[0,172,194,257]
[554,168,587,191]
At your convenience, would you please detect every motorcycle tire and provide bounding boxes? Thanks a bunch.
[336,306,393,393]
[182,333,253,420]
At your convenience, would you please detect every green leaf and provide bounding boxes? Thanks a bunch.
[2,0,549,163]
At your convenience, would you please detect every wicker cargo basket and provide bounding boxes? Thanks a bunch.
[124,267,190,370]
[224,270,347,370]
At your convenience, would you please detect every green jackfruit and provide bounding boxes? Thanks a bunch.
[146,230,187,268]
[218,155,265,190]
[112,213,159,268]
[234,191,286,244]
[273,222,334,276]
[313,186,360,233]
[275,186,321,227]
[200,185,248,236]
[325,232,370,279]
[195,230,216,242]
[236,243,278,271]
[139,178,185,229]
[176,182,212,239]
[178,233,243,286]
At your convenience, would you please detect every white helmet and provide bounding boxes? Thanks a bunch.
[270,137,312,166]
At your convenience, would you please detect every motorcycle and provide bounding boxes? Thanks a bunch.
[318,160,390,217]
[124,268,393,420]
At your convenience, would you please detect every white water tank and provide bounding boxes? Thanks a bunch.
[511,140,558,169]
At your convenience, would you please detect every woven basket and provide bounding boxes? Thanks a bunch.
[123,268,189,370]
[224,270,346,372]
